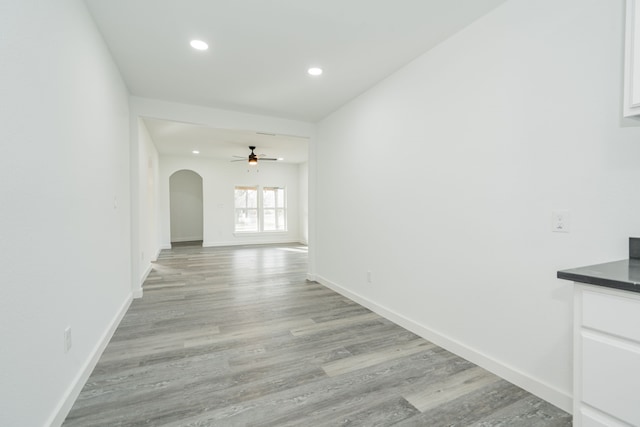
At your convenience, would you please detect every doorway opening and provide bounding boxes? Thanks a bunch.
[169,169,203,245]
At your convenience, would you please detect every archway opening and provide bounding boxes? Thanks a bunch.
[169,169,203,246]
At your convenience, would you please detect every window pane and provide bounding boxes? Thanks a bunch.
[247,189,257,208]
[263,188,275,208]
[277,188,285,207]
[263,208,275,231]
[235,208,258,232]
[234,189,247,208]
[235,186,258,232]
[276,209,286,230]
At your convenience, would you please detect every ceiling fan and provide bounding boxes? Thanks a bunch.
[231,146,278,165]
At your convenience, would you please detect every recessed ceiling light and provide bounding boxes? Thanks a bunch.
[308,67,323,76]
[277,158,284,161]
[190,40,208,51]
[192,150,200,154]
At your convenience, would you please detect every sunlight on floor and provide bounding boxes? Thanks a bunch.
[277,247,308,253]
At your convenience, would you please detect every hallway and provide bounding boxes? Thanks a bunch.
[64,243,571,426]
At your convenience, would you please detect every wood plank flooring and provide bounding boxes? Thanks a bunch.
[63,243,572,426]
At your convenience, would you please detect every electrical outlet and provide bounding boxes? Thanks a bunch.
[64,327,72,353]
[552,210,570,233]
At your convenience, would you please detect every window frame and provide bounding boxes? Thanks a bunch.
[233,185,287,234]
[234,185,259,233]
[262,186,287,232]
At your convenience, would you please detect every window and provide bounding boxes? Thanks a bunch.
[234,186,258,232]
[234,185,287,233]
[263,186,286,231]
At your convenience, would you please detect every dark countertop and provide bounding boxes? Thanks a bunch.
[557,259,640,293]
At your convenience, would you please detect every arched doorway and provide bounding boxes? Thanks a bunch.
[169,170,203,245]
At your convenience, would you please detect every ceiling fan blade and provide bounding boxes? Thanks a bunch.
[231,147,278,163]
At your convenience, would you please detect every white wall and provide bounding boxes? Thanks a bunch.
[169,170,204,242]
[159,156,302,247]
[0,1,132,426]
[138,120,161,284]
[314,0,640,412]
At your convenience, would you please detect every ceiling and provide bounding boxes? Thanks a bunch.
[143,118,309,163]
[84,0,507,161]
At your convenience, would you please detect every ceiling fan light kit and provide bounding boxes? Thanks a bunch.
[232,146,279,165]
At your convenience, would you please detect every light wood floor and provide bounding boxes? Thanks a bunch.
[64,243,572,426]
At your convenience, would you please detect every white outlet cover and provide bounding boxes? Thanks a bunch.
[552,210,570,233]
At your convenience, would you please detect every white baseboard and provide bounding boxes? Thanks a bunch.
[160,243,171,250]
[135,261,154,299]
[135,247,160,298]
[315,275,573,414]
[202,239,300,247]
[203,241,242,247]
[140,262,153,284]
[47,294,133,427]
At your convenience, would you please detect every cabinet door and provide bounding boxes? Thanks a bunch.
[580,408,631,427]
[582,331,640,426]
[625,0,640,116]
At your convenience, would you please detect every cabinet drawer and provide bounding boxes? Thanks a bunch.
[580,408,630,427]
[582,333,640,426]
[582,289,640,342]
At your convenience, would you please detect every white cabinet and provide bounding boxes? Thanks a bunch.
[573,285,640,426]
[624,0,640,117]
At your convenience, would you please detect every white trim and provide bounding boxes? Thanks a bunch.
[160,243,172,250]
[624,0,640,117]
[573,285,584,423]
[306,273,318,282]
[47,295,133,427]
[232,231,289,237]
[137,245,161,293]
[315,274,573,414]
[140,262,153,284]
[132,261,152,300]
[203,239,300,248]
